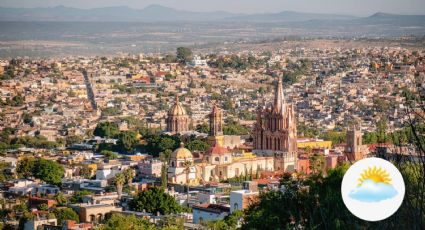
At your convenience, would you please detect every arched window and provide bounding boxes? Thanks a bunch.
[215,157,219,162]
[171,161,175,167]
[234,203,239,211]
[225,156,228,162]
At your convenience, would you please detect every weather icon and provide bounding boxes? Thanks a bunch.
[341,157,405,221]
[348,166,398,202]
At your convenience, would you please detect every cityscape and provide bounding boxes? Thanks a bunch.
[0,1,424,230]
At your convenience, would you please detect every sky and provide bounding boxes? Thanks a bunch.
[1,0,425,16]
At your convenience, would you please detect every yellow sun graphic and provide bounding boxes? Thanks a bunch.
[358,166,392,186]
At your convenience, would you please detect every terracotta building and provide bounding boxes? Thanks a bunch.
[253,77,298,172]
[166,95,190,134]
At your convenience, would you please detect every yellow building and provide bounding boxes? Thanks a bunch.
[297,138,332,149]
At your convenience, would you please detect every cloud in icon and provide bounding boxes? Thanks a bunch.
[349,179,398,202]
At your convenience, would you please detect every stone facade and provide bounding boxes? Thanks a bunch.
[166,95,190,134]
[253,77,297,172]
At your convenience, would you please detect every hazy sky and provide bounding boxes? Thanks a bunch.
[1,0,425,16]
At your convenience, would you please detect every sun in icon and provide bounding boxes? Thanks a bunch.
[358,166,391,186]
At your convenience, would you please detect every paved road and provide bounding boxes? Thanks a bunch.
[82,69,97,110]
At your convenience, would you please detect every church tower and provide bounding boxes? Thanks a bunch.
[166,95,190,134]
[208,103,225,146]
[253,77,297,172]
[345,121,364,161]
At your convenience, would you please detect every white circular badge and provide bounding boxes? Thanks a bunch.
[341,157,405,221]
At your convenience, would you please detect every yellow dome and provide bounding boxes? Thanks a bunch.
[171,143,193,159]
[168,96,187,116]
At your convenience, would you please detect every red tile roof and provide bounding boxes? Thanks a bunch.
[206,144,229,156]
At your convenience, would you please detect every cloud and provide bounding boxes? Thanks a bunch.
[349,179,398,202]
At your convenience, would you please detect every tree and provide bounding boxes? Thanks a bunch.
[93,122,119,138]
[17,158,36,178]
[129,187,182,215]
[160,163,168,189]
[79,165,93,179]
[54,192,67,206]
[53,208,79,225]
[22,112,32,124]
[204,210,243,230]
[34,159,65,185]
[123,168,135,186]
[144,134,180,157]
[196,123,210,133]
[309,153,325,174]
[242,164,367,229]
[17,158,64,185]
[114,173,126,199]
[101,150,118,160]
[117,131,138,153]
[157,216,185,230]
[186,140,210,152]
[65,135,83,146]
[98,214,155,230]
[176,47,192,63]
[70,190,93,203]
[182,160,192,208]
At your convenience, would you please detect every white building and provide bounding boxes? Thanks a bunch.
[188,56,208,67]
[192,204,230,224]
[230,190,259,213]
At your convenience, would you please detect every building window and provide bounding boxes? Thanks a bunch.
[234,203,239,211]
[225,157,228,162]
[171,161,175,167]
[215,157,219,162]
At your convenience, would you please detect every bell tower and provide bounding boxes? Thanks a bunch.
[345,121,364,161]
[208,103,224,146]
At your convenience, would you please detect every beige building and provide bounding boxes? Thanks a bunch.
[168,105,275,185]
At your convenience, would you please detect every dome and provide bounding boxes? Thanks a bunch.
[171,142,193,159]
[168,96,187,116]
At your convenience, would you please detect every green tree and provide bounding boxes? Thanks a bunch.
[123,168,136,186]
[160,163,168,189]
[157,216,185,230]
[101,150,118,160]
[196,123,210,133]
[93,122,120,138]
[98,214,155,230]
[34,159,65,185]
[186,139,210,152]
[114,173,126,198]
[17,158,36,178]
[79,165,93,179]
[65,135,83,146]
[53,208,79,225]
[70,190,93,203]
[242,164,367,229]
[129,187,182,215]
[309,153,325,174]
[117,131,138,153]
[54,192,67,206]
[176,47,193,63]
[145,134,180,157]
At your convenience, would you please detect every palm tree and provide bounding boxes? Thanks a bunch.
[124,168,135,186]
[114,173,126,199]
[182,160,192,208]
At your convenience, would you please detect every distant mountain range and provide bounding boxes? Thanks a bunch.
[0,4,424,26]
